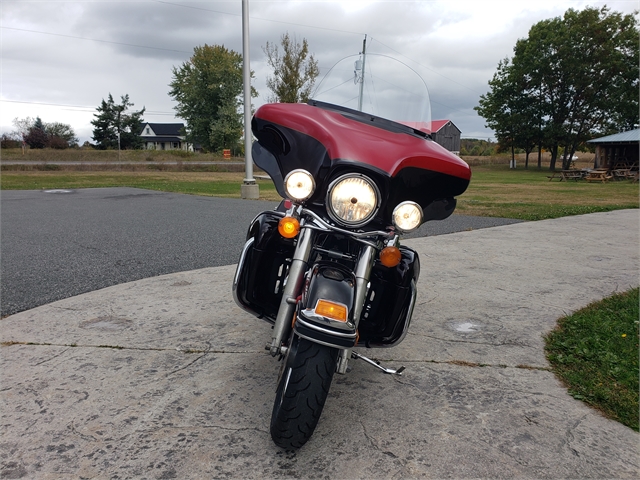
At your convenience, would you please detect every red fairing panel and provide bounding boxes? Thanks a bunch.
[254,103,471,181]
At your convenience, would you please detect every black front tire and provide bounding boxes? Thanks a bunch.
[270,335,339,449]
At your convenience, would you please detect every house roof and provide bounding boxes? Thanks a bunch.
[398,119,459,135]
[587,129,640,144]
[430,120,455,133]
[141,136,183,143]
[140,123,185,136]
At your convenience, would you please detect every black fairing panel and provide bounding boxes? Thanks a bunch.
[235,211,294,322]
[358,246,420,347]
[252,117,332,202]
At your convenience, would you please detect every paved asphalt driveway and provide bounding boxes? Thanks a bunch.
[1,187,521,317]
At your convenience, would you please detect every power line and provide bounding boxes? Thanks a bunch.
[151,0,365,36]
[0,99,176,116]
[0,27,193,55]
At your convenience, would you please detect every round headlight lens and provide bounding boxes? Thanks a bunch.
[328,174,379,226]
[284,169,315,201]
[392,201,423,232]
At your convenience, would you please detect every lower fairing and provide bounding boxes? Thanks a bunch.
[232,211,420,348]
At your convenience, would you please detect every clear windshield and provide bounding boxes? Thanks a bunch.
[311,54,432,134]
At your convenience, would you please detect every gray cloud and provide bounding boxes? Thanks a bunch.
[2,0,636,142]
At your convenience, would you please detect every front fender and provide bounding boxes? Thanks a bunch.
[294,263,358,349]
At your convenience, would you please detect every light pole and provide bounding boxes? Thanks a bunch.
[241,0,259,199]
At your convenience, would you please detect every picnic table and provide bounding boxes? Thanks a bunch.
[584,169,612,183]
[612,168,639,181]
[547,170,585,181]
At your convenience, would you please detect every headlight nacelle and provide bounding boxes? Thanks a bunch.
[327,174,380,227]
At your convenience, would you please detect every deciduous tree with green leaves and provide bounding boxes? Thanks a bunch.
[169,44,255,152]
[45,122,78,149]
[91,94,145,150]
[263,33,319,103]
[476,6,639,170]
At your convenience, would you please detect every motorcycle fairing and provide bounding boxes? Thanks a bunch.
[252,102,471,217]
[232,210,294,323]
[359,246,420,347]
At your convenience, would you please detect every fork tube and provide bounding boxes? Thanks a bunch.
[269,227,314,356]
[337,244,376,373]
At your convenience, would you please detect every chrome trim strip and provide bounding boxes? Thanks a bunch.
[295,332,352,350]
[295,316,357,339]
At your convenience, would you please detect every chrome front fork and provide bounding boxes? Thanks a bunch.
[336,244,376,374]
[268,227,314,357]
[269,228,378,376]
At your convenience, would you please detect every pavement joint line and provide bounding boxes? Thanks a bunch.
[0,341,262,355]
[408,332,532,348]
[1,341,551,371]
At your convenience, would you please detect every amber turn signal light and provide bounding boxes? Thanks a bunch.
[315,299,348,322]
[278,217,300,238]
[380,246,401,267]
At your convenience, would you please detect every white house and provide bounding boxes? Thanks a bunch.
[139,123,192,151]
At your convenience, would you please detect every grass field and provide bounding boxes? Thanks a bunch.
[545,288,639,431]
[2,162,637,220]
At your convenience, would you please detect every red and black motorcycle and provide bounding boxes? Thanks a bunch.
[233,55,471,449]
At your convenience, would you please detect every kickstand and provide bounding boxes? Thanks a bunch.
[351,351,405,375]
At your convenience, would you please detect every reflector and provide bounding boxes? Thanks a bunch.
[315,299,348,322]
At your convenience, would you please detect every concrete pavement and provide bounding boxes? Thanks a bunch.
[1,210,638,479]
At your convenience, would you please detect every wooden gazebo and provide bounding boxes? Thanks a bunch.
[587,129,639,170]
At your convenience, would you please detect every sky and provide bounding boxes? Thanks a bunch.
[1,0,638,144]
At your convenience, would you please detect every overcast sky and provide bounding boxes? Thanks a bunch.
[1,0,638,144]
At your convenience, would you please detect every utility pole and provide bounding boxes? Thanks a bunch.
[241,0,259,199]
[357,35,367,112]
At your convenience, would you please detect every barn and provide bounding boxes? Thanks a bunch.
[400,119,462,155]
[430,120,461,155]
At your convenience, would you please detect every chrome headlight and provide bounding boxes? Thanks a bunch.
[327,174,379,227]
[284,169,315,202]
[392,201,423,232]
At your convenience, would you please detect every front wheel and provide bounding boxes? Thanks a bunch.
[270,335,339,449]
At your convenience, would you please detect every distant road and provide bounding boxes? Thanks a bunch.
[0,160,245,166]
[1,188,522,317]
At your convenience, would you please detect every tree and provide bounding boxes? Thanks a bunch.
[11,117,34,143]
[24,117,48,149]
[476,7,639,170]
[91,94,145,150]
[44,122,78,149]
[263,33,319,104]
[169,44,255,152]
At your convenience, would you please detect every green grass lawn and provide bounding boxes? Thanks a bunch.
[545,288,639,431]
[0,172,279,200]
[456,165,639,220]
[1,164,638,219]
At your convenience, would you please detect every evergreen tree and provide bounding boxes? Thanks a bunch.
[91,94,145,150]
[24,117,48,149]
